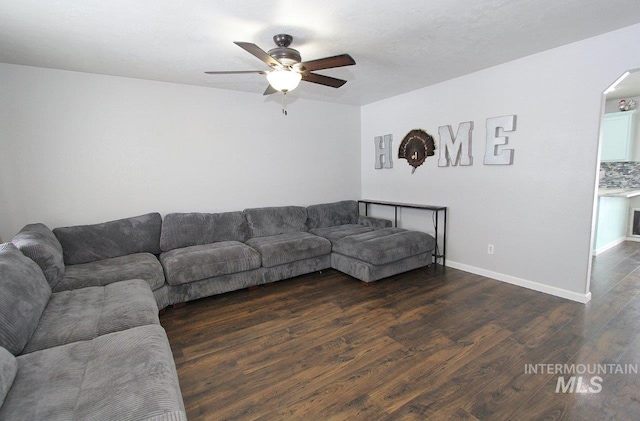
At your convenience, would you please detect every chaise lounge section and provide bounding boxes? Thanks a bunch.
[330,227,436,283]
[306,201,435,283]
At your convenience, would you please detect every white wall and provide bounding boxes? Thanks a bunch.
[361,23,640,302]
[0,64,361,240]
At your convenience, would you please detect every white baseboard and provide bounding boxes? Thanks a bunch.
[592,237,627,256]
[625,236,640,243]
[445,260,592,304]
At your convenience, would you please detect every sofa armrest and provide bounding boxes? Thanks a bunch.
[357,215,392,229]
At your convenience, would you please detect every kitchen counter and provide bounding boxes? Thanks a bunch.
[598,187,640,198]
[595,190,633,254]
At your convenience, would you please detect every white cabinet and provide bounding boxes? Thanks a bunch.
[600,111,638,162]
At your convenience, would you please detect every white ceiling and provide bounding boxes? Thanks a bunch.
[1,0,640,106]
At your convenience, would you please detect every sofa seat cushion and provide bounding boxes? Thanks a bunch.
[160,241,261,286]
[0,243,51,355]
[11,223,65,289]
[0,325,186,421]
[23,279,159,354]
[245,232,331,268]
[53,252,165,292]
[309,224,375,243]
[333,228,436,265]
[0,347,17,408]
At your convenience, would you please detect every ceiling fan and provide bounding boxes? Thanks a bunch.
[205,34,356,95]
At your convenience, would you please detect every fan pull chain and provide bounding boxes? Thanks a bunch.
[282,91,288,116]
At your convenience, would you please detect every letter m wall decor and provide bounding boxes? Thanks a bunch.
[438,121,474,167]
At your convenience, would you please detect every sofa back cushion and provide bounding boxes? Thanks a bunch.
[160,212,249,252]
[11,223,65,289]
[0,347,17,408]
[306,200,359,229]
[0,243,51,355]
[244,206,308,238]
[53,213,162,265]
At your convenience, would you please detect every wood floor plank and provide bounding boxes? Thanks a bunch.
[505,291,640,420]
[178,301,339,364]
[368,322,513,414]
[161,242,640,420]
[263,348,416,420]
[190,327,403,419]
[564,270,640,339]
[386,336,528,419]
[508,300,583,350]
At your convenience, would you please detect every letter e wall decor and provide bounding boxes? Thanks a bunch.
[484,115,517,165]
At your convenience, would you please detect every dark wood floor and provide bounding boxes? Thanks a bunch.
[160,243,640,420]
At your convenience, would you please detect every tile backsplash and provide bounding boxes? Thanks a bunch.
[600,161,640,188]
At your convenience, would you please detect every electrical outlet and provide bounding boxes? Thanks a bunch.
[488,244,495,255]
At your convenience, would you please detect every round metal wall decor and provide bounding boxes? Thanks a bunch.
[398,129,436,173]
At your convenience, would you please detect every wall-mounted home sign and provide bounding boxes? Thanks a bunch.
[375,115,518,170]
[398,129,436,174]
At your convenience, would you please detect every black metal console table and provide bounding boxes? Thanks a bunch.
[358,199,447,266]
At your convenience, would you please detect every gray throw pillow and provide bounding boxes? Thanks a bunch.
[0,243,51,355]
[53,213,162,265]
[306,201,358,229]
[160,212,249,252]
[12,223,65,288]
[244,206,308,238]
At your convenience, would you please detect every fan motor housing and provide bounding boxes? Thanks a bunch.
[268,34,301,65]
[268,47,301,65]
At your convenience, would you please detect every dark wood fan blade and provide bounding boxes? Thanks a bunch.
[263,85,277,95]
[234,42,282,68]
[301,72,347,88]
[205,70,267,75]
[297,54,355,72]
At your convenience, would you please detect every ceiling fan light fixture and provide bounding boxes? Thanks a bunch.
[267,69,302,92]
[206,35,355,96]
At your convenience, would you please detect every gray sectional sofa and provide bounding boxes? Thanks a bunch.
[1,200,435,419]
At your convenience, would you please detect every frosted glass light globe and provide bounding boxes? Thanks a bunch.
[267,69,302,92]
